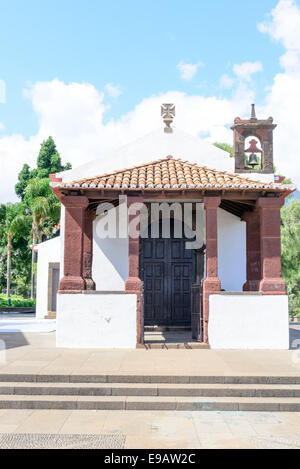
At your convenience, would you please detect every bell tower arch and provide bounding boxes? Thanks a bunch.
[231,104,276,174]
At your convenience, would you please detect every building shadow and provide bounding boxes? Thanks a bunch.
[289,324,300,349]
[0,332,29,350]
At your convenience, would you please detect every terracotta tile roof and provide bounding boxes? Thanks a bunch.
[53,156,294,192]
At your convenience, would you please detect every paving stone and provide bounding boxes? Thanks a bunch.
[36,374,70,383]
[70,375,107,383]
[77,399,125,410]
[0,433,125,449]
[126,397,177,411]
[176,400,239,412]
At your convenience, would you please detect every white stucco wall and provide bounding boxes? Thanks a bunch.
[59,205,65,280]
[36,236,61,319]
[58,127,233,183]
[208,294,289,349]
[218,208,246,292]
[56,292,137,348]
[92,204,129,291]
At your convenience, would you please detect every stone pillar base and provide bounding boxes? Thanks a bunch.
[243,280,260,291]
[59,275,86,292]
[85,278,96,290]
[259,278,286,294]
[202,277,221,344]
[125,277,143,345]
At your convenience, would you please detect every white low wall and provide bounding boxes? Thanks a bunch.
[36,237,61,319]
[208,294,289,350]
[56,292,137,348]
[218,208,246,292]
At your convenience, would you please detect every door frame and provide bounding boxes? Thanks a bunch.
[139,218,197,327]
[47,262,60,315]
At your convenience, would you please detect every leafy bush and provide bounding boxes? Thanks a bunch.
[281,201,300,315]
[0,294,35,308]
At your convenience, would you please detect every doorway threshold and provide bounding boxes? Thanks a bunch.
[139,329,209,349]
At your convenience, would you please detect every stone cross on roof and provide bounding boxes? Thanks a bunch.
[161,103,175,133]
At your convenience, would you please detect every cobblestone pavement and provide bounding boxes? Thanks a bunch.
[0,409,300,449]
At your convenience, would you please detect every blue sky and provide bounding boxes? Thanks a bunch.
[1,0,300,202]
[0,0,282,137]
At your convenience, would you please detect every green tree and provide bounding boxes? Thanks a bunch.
[1,203,31,303]
[213,142,233,156]
[15,164,32,200]
[24,178,61,298]
[15,136,71,199]
[36,136,70,178]
[0,204,31,296]
[281,200,300,313]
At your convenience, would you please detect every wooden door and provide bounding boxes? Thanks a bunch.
[140,221,196,326]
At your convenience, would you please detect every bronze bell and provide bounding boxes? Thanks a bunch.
[248,152,259,167]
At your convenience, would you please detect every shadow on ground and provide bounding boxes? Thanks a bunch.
[0,332,28,350]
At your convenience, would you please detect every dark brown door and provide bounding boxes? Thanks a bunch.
[140,221,196,326]
[51,268,60,312]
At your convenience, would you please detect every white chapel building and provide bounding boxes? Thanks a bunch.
[36,104,294,350]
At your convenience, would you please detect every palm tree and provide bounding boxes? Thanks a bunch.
[25,178,61,298]
[5,204,30,305]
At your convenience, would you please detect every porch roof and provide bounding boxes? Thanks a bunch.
[51,156,294,194]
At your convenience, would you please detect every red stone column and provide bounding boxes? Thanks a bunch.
[243,210,261,291]
[83,210,96,290]
[257,197,286,294]
[125,196,144,345]
[202,196,221,344]
[59,196,89,292]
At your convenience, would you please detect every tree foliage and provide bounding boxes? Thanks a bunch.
[15,136,71,199]
[1,136,70,296]
[281,200,300,314]
[213,142,233,156]
[15,164,31,200]
[0,203,32,296]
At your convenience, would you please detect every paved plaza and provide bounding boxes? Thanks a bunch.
[0,325,299,448]
[0,325,300,376]
[0,409,299,449]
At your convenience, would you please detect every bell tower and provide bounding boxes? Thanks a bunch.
[231,104,276,174]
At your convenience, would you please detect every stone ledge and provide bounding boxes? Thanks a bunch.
[219,291,262,295]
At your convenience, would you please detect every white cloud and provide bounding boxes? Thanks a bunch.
[258,0,300,51]
[104,83,122,98]
[258,0,300,73]
[0,122,4,131]
[257,0,300,183]
[1,1,300,203]
[177,61,203,81]
[233,61,263,81]
[219,74,234,89]
[0,79,252,203]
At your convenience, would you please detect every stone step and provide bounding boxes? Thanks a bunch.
[0,394,300,411]
[137,342,209,349]
[44,312,56,319]
[1,382,300,398]
[0,374,300,384]
[144,326,191,332]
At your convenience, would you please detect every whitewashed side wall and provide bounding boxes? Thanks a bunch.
[56,292,137,348]
[59,205,65,280]
[218,208,246,292]
[208,294,289,349]
[92,204,129,291]
[36,236,61,319]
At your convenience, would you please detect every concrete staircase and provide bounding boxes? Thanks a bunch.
[0,374,300,411]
